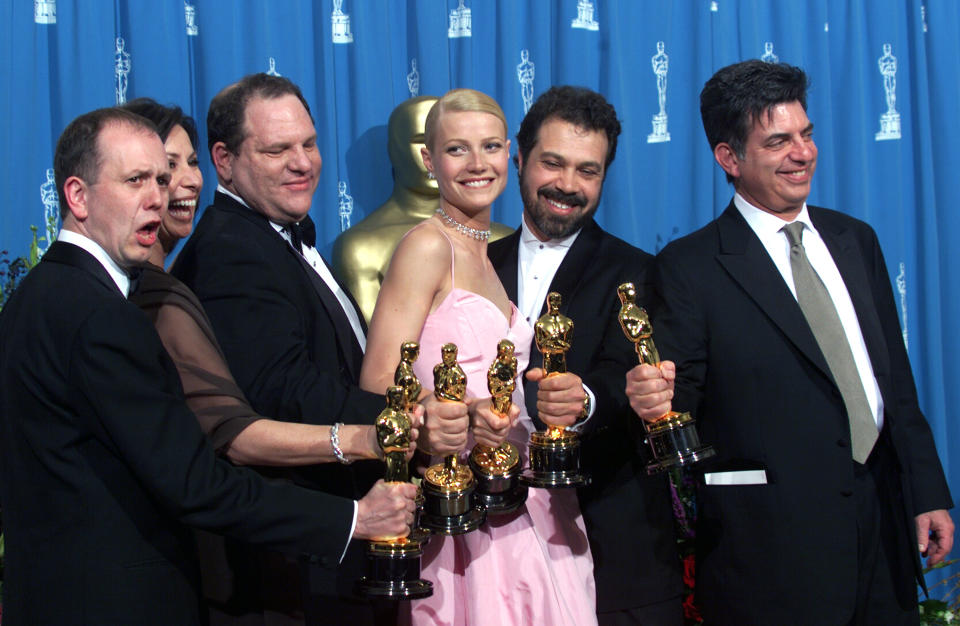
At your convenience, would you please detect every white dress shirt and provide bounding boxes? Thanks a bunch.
[734,193,884,429]
[58,229,131,296]
[516,214,596,423]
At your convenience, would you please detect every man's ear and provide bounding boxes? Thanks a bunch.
[714,142,741,180]
[61,176,89,221]
[211,142,234,183]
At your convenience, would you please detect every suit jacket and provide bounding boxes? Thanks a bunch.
[172,192,383,500]
[654,203,953,624]
[488,218,683,613]
[171,192,383,613]
[0,242,355,625]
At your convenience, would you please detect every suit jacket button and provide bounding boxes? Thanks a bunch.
[837,439,849,447]
[840,490,853,497]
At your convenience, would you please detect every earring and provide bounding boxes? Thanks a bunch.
[427,171,435,180]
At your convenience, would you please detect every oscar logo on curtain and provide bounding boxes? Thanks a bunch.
[876,44,901,141]
[572,0,599,31]
[34,0,55,24]
[332,0,353,44]
[449,0,471,38]
[648,42,671,143]
[114,37,130,105]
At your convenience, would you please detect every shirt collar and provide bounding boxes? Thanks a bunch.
[218,183,290,234]
[733,192,815,238]
[57,229,131,296]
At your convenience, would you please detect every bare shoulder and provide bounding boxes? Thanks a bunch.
[392,220,452,267]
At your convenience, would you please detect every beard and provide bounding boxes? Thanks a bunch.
[519,168,601,239]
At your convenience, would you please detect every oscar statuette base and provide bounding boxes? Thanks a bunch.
[520,430,590,488]
[468,443,527,514]
[356,535,433,600]
[420,480,486,535]
[644,411,716,474]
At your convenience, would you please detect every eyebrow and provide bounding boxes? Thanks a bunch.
[540,150,602,170]
[766,122,814,143]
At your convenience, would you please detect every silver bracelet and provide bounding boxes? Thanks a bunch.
[330,422,352,464]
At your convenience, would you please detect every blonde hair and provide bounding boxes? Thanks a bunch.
[423,88,508,151]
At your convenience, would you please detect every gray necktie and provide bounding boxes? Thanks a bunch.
[782,222,878,463]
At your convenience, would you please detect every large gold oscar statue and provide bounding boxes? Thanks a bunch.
[356,385,433,599]
[420,343,485,534]
[617,282,715,473]
[521,292,590,488]
[468,339,527,513]
[332,96,513,322]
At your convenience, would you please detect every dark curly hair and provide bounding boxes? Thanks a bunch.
[121,98,199,151]
[700,60,808,182]
[515,85,621,172]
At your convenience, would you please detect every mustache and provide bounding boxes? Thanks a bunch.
[538,186,586,208]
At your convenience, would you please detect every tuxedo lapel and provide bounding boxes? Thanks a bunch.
[545,220,604,317]
[289,248,365,377]
[488,228,521,302]
[214,193,366,378]
[714,205,835,383]
[43,241,123,296]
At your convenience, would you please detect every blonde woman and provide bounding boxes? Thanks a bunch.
[361,89,596,625]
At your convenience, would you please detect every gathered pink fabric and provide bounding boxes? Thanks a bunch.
[408,232,596,626]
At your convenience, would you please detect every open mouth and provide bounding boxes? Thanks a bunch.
[167,198,196,221]
[136,221,161,246]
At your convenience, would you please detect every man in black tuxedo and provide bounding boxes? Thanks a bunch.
[172,74,466,622]
[487,86,683,625]
[653,60,954,624]
[0,108,415,625]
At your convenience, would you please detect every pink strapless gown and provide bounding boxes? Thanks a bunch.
[409,287,596,626]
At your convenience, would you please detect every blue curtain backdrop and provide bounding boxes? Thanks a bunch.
[2,0,959,590]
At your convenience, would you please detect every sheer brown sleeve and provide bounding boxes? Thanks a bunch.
[134,268,263,452]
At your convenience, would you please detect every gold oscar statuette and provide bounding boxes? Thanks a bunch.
[467,339,527,513]
[521,292,590,488]
[356,385,433,599]
[617,282,716,473]
[420,343,485,534]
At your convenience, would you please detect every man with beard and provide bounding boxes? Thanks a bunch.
[487,86,684,625]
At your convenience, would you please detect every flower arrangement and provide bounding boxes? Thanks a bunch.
[920,559,960,625]
[669,467,702,624]
[0,225,45,312]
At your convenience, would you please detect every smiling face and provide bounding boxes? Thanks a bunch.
[63,122,169,268]
[159,124,203,250]
[716,100,817,220]
[214,93,321,224]
[518,117,608,241]
[421,110,509,220]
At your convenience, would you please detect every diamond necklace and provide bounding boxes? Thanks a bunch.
[435,207,491,241]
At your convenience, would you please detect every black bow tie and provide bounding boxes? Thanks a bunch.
[288,216,317,254]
